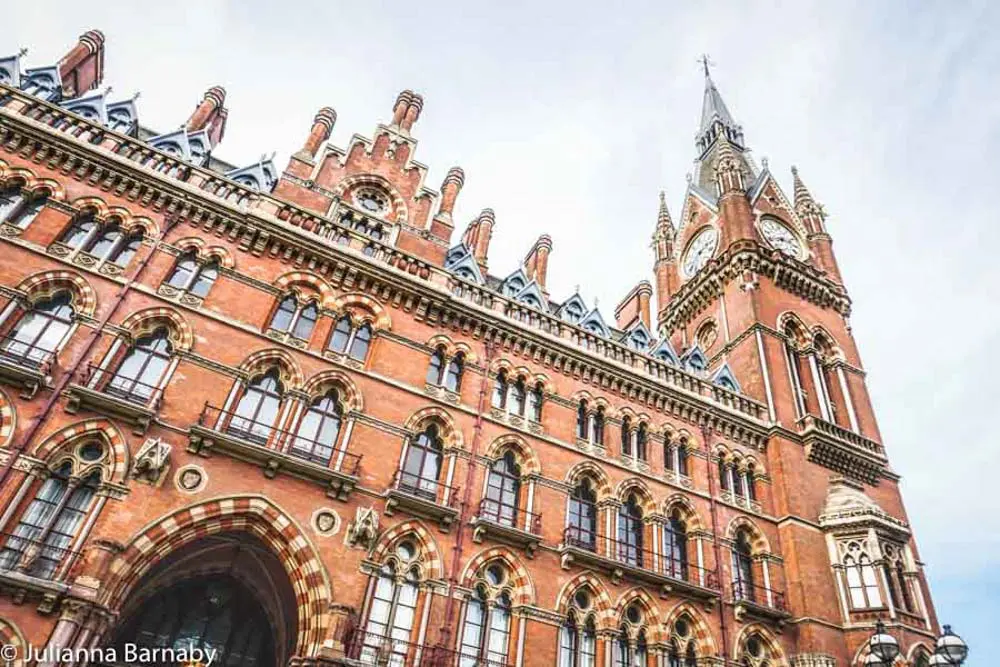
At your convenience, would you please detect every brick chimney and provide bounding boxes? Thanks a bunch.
[58,29,105,97]
[523,235,553,291]
[186,86,228,147]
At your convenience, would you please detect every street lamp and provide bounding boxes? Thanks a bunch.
[933,625,969,666]
[866,619,901,665]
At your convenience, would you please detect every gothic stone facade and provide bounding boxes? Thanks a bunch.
[0,30,939,667]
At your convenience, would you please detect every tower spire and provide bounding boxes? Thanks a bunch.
[692,62,750,194]
[791,166,843,284]
[652,191,679,329]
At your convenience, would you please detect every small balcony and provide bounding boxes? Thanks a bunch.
[0,335,54,398]
[0,531,78,613]
[336,629,513,667]
[560,527,721,605]
[188,404,362,500]
[384,470,461,532]
[470,498,542,558]
[732,578,791,625]
[799,413,886,484]
[65,364,162,434]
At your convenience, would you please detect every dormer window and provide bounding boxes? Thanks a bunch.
[0,68,9,85]
[108,109,132,133]
[504,278,525,298]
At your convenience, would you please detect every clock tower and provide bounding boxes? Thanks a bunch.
[654,68,940,658]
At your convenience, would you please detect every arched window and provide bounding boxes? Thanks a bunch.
[617,494,644,568]
[731,463,744,498]
[843,544,882,609]
[567,479,597,551]
[510,377,526,416]
[290,390,343,465]
[745,464,757,502]
[329,315,353,353]
[621,417,633,457]
[114,574,274,667]
[188,261,218,297]
[106,328,173,404]
[459,566,514,667]
[783,323,808,418]
[426,347,445,386]
[360,562,420,665]
[528,382,543,422]
[614,625,648,667]
[401,425,444,500]
[59,214,98,249]
[0,186,46,229]
[559,616,597,667]
[677,445,689,476]
[1,292,75,367]
[0,444,104,581]
[593,407,605,445]
[636,423,648,461]
[228,370,284,445]
[269,295,317,341]
[445,353,464,392]
[576,400,588,439]
[718,458,730,491]
[165,253,199,289]
[738,633,773,667]
[326,316,374,362]
[484,451,521,527]
[913,650,931,667]
[882,543,915,613]
[492,370,509,409]
[732,529,756,603]
[664,510,689,580]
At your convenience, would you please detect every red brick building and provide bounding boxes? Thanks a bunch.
[0,30,943,667]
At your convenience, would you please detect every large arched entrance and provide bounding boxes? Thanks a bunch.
[107,532,298,667]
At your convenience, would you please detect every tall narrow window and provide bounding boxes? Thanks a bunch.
[459,589,512,667]
[445,353,464,392]
[269,296,298,333]
[484,452,521,527]
[106,328,172,404]
[593,408,605,445]
[528,383,543,422]
[361,563,419,665]
[745,464,757,502]
[663,510,689,580]
[492,371,508,409]
[349,324,372,361]
[292,302,318,340]
[614,628,647,667]
[510,378,526,416]
[400,425,443,500]
[189,261,218,297]
[844,548,882,609]
[677,446,689,476]
[107,232,143,267]
[329,316,353,353]
[567,479,597,551]
[290,390,342,465]
[784,337,807,418]
[426,347,445,385]
[617,494,644,568]
[0,186,24,223]
[166,254,199,289]
[718,459,730,491]
[0,188,46,229]
[636,423,648,461]
[559,617,597,667]
[621,417,633,457]
[59,215,97,249]
[731,465,743,498]
[732,530,755,603]
[576,400,588,439]
[228,371,283,445]
[1,292,75,367]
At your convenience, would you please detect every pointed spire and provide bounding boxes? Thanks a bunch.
[653,191,675,262]
[696,64,743,156]
[791,166,827,229]
[657,191,675,236]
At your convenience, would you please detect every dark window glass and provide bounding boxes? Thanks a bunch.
[593,409,605,445]
[567,480,597,550]
[528,383,543,422]
[677,447,689,476]
[733,531,755,602]
[485,452,521,527]
[329,316,352,353]
[445,353,464,392]
[621,418,633,457]
[576,401,587,439]
[349,324,372,361]
[663,513,688,579]
[510,378,526,416]
[60,215,96,248]
[401,426,443,500]
[492,371,508,409]
[617,495,643,567]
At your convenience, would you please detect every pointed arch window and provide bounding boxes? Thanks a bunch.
[326,315,375,362]
[732,529,756,603]
[400,425,444,500]
[663,510,689,580]
[484,451,521,527]
[492,370,509,409]
[593,407,605,445]
[567,479,597,551]
[617,494,644,568]
[269,295,317,341]
[882,544,915,613]
[621,417,633,457]
[559,616,597,667]
[0,186,46,229]
[459,585,513,667]
[445,352,464,392]
[1,292,75,367]
[510,377,526,416]
[677,445,689,476]
[636,423,648,461]
[0,461,100,580]
[576,400,587,439]
[614,627,648,667]
[290,390,343,465]
[528,382,543,422]
[329,315,353,353]
[350,324,372,361]
[228,370,284,445]
[426,347,445,386]
[105,328,173,405]
[745,463,757,502]
[843,546,882,609]
[360,563,420,665]
[718,459,730,491]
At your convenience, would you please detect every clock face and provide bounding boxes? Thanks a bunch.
[683,227,719,277]
[760,218,802,257]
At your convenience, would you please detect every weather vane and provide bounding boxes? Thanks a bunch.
[698,54,716,77]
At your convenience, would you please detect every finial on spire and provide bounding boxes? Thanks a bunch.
[698,54,715,78]
[791,165,825,221]
[103,85,113,97]
[18,48,28,58]
[132,91,142,101]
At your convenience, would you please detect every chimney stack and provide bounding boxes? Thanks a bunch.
[462,209,495,270]
[58,29,105,97]
[300,107,337,158]
[390,90,424,133]
[523,235,553,291]
[186,86,228,147]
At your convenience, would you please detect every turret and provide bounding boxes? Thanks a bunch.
[652,191,679,320]
[793,166,843,284]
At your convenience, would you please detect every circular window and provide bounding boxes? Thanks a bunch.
[626,604,642,624]
[574,590,591,610]
[485,564,505,586]
[354,188,389,216]
[396,541,416,561]
[79,442,104,462]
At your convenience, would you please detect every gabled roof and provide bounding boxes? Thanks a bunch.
[22,65,62,101]
[557,292,588,323]
[514,280,546,310]
[579,307,611,338]
[711,362,741,392]
[500,267,529,296]
[681,344,708,372]
[651,339,681,365]
[225,158,278,193]
[624,321,654,351]
[444,244,484,284]
[0,53,23,86]
[106,98,139,135]
[60,89,109,124]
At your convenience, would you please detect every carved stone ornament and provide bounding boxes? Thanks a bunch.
[791,655,837,667]
[345,506,379,550]
[131,437,172,483]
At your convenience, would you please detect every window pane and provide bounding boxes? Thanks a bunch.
[426,349,444,385]
[0,188,22,221]
[293,303,318,340]
[88,226,123,259]
[269,296,298,333]
[329,316,352,353]
[61,217,96,248]
[445,357,463,392]
[167,257,198,288]
[349,324,372,361]
[189,262,218,297]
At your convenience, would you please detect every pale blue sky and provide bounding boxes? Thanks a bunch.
[8,1,998,662]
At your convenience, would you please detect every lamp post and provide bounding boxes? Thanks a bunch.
[929,625,969,666]
[866,620,900,666]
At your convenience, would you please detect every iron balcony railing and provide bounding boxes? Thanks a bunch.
[733,577,787,612]
[82,363,164,409]
[198,404,362,475]
[0,334,56,372]
[392,470,461,508]
[563,526,720,591]
[343,629,514,667]
[476,498,542,535]
[0,531,82,581]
